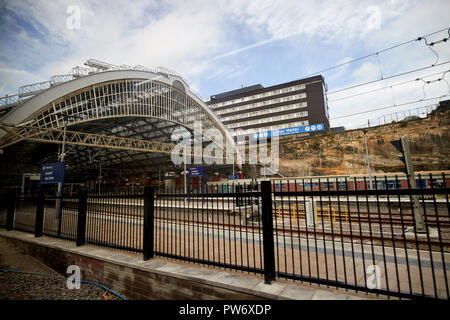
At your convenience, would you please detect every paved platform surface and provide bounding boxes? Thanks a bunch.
[0,230,379,300]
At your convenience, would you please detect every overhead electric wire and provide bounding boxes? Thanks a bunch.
[327,60,450,95]
[304,26,450,78]
[328,68,450,102]
[329,94,449,121]
[306,26,450,127]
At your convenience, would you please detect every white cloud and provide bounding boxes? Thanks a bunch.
[0,68,46,96]
[1,0,227,82]
[352,62,381,83]
[221,0,416,44]
[0,0,449,129]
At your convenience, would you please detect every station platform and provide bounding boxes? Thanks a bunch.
[0,230,378,300]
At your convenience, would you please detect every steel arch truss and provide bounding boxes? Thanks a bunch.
[25,79,222,139]
[0,123,175,154]
[0,78,237,172]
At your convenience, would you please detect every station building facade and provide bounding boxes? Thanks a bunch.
[205,75,330,140]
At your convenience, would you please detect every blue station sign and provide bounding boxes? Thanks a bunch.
[253,123,325,139]
[40,162,66,184]
[188,166,205,178]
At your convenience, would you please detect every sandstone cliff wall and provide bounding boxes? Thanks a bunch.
[279,109,450,176]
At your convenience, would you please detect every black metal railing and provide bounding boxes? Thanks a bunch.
[85,191,144,252]
[1,173,449,300]
[13,194,38,233]
[271,173,450,300]
[0,189,13,228]
[41,194,78,241]
[0,208,6,228]
[153,183,267,277]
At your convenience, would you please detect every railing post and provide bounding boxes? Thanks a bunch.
[235,184,242,207]
[76,189,87,246]
[56,193,63,236]
[6,189,16,231]
[34,190,45,237]
[143,186,155,260]
[261,181,275,284]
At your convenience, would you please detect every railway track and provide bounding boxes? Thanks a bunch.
[58,200,450,226]
[153,215,450,252]
[58,199,450,229]
[275,208,450,228]
[54,204,450,252]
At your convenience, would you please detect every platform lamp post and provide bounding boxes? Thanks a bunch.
[363,129,374,190]
[232,149,236,185]
[56,115,68,236]
[232,161,235,181]
[182,141,188,205]
[98,163,102,194]
[184,147,187,192]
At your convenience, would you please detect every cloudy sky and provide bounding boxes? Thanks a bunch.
[0,0,449,129]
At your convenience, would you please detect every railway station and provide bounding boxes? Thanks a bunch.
[1,60,449,302]
[0,59,241,194]
[1,0,450,312]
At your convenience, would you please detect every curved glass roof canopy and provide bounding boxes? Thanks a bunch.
[0,66,238,180]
